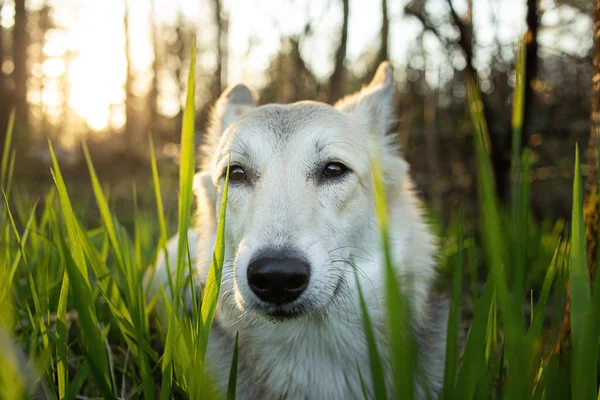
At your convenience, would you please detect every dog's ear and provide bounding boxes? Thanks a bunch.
[210,83,257,134]
[334,62,394,135]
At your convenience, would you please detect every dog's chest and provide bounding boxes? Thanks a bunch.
[208,318,374,400]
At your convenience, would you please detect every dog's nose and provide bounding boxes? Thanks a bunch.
[247,257,309,305]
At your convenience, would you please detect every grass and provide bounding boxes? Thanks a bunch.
[0,37,599,399]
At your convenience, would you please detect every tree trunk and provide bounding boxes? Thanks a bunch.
[212,0,228,96]
[446,0,510,201]
[366,0,390,80]
[329,0,349,104]
[378,0,389,64]
[0,0,6,142]
[523,0,539,143]
[124,0,134,144]
[0,0,4,99]
[148,0,159,135]
[13,0,27,127]
[586,0,600,284]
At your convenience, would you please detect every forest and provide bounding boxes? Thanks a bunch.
[0,0,599,398]
[0,0,593,221]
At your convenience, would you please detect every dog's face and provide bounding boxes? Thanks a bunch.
[196,63,407,322]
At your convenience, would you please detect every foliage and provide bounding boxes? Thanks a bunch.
[0,39,599,400]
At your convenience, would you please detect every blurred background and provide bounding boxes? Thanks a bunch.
[0,0,594,226]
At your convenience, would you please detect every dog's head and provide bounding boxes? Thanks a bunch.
[195,62,409,323]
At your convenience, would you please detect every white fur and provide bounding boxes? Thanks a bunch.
[145,62,446,399]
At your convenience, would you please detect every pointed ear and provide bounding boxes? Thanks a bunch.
[334,62,395,135]
[210,83,257,134]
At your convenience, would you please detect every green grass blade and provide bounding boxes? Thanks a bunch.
[0,108,15,189]
[200,160,229,360]
[161,40,197,399]
[56,229,117,399]
[466,74,529,397]
[527,242,559,341]
[149,136,169,244]
[510,39,526,277]
[49,140,89,283]
[511,36,526,157]
[454,278,495,398]
[570,144,595,399]
[466,76,519,336]
[175,39,197,294]
[442,209,463,399]
[369,134,415,398]
[81,141,128,284]
[50,140,116,398]
[355,272,387,400]
[226,332,239,400]
[149,135,175,297]
[357,362,369,400]
[56,266,69,399]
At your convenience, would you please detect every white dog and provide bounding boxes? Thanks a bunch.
[145,62,447,399]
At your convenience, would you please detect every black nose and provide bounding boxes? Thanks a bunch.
[247,256,310,305]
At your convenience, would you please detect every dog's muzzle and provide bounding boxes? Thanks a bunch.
[247,254,309,305]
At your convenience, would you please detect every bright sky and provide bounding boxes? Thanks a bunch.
[0,0,591,135]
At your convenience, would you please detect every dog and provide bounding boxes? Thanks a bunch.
[145,62,448,399]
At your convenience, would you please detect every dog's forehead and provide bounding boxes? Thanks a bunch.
[226,102,354,149]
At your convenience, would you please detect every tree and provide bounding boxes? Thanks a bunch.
[405,0,512,201]
[329,0,349,103]
[0,0,6,138]
[124,0,134,145]
[0,1,4,98]
[367,0,389,80]
[13,0,27,127]
[585,0,600,282]
[148,0,160,133]
[523,0,540,144]
[211,0,228,97]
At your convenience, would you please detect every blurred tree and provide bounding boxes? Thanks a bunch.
[37,2,52,136]
[148,0,160,133]
[329,0,349,103]
[260,36,320,104]
[406,0,511,201]
[211,0,228,97]
[124,0,134,146]
[13,0,28,129]
[586,0,600,282]
[524,0,540,142]
[0,0,6,140]
[367,0,389,80]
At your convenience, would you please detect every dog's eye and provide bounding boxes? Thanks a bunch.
[322,162,347,179]
[228,165,247,181]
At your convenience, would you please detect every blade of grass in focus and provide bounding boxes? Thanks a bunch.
[50,145,117,399]
[369,134,416,399]
[226,332,239,400]
[356,271,387,400]
[442,209,463,399]
[569,145,596,399]
[511,37,528,304]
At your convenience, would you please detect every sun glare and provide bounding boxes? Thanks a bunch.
[3,0,570,137]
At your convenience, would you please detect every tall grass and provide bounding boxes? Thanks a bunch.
[0,43,234,399]
[359,37,600,399]
[0,38,599,399]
